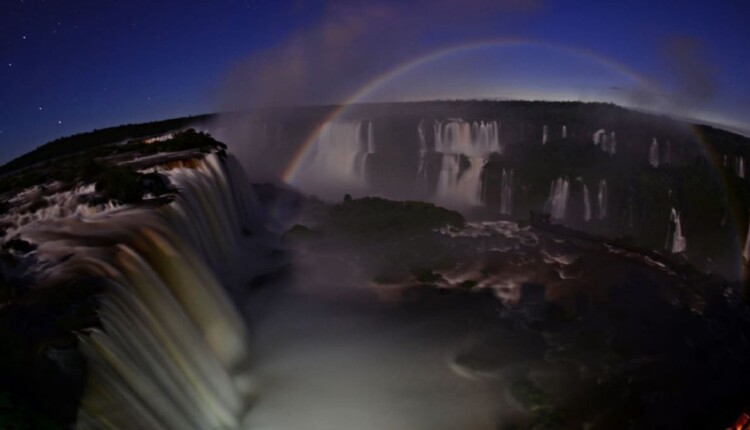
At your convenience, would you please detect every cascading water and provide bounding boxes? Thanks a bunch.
[593,129,616,155]
[738,156,746,179]
[597,179,607,220]
[562,125,567,139]
[666,208,687,253]
[17,153,264,430]
[545,178,570,221]
[294,120,375,189]
[434,119,501,156]
[542,125,549,144]
[592,129,605,145]
[432,119,500,206]
[649,138,660,168]
[435,155,484,206]
[500,169,513,216]
[583,184,591,222]
[607,131,617,155]
[415,119,430,193]
[744,218,750,261]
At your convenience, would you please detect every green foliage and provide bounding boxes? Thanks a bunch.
[2,239,36,254]
[511,379,551,410]
[0,392,61,430]
[283,224,320,240]
[134,129,226,155]
[458,279,478,289]
[413,268,442,284]
[95,167,144,204]
[326,197,465,241]
[0,115,213,175]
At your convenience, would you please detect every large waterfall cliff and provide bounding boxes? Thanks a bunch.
[3,153,266,429]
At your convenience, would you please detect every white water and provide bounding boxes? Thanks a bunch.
[545,178,570,221]
[294,120,375,190]
[738,156,746,178]
[593,129,615,155]
[542,124,549,144]
[435,155,484,206]
[562,125,567,139]
[606,131,616,155]
[500,169,513,215]
[432,119,500,206]
[597,179,608,220]
[666,208,687,253]
[592,129,605,145]
[743,218,750,261]
[649,138,660,168]
[583,184,591,222]
[434,119,501,156]
[12,154,265,430]
[415,119,430,192]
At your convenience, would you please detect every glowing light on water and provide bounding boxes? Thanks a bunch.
[597,179,608,220]
[583,184,591,222]
[545,178,570,221]
[667,208,687,253]
[500,169,513,215]
[650,138,660,168]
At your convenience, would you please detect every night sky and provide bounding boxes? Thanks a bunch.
[2,0,749,164]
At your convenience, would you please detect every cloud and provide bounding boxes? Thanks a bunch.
[216,0,542,111]
[661,35,717,107]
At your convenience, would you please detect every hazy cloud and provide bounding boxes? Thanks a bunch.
[661,36,717,107]
[217,0,542,111]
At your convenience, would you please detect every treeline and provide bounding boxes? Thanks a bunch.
[0,114,215,176]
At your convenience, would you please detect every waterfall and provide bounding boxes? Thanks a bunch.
[666,208,687,253]
[543,125,549,145]
[597,179,607,220]
[433,119,501,156]
[738,156,746,178]
[562,125,567,139]
[583,184,591,222]
[295,120,375,188]
[500,169,513,215]
[431,119,499,206]
[416,119,429,191]
[594,129,616,155]
[545,178,570,220]
[435,155,484,206]
[607,131,617,155]
[17,153,263,430]
[649,138,660,168]
[744,218,750,261]
[592,129,605,145]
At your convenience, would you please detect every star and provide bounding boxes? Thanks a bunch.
[7,63,12,67]
[21,35,27,40]
[57,120,62,124]
[37,106,43,111]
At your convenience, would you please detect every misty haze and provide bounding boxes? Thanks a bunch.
[1,2,750,430]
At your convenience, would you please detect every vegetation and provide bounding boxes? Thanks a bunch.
[0,115,214,176]
[0,392,61,430]
[326,196,465,241]
[282,224,320,240]
[2,239,36,254]
[511,379,551,410]
[413,268,443,284]
[458,279,478,289]
[94,167,144,204]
